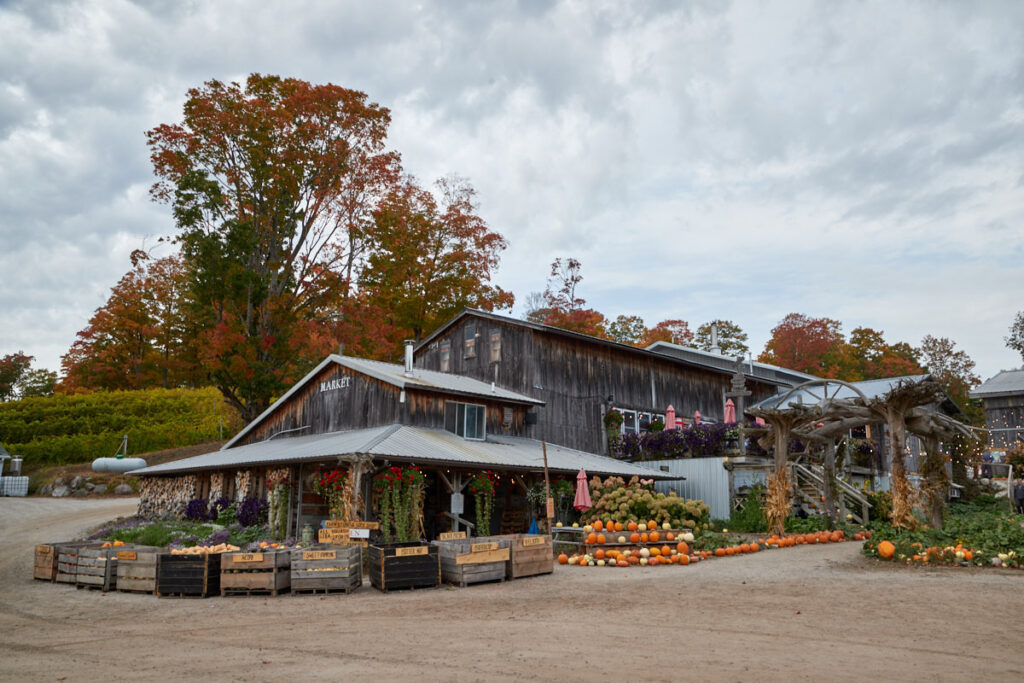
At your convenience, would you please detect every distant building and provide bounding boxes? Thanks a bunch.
[970,368,1024,449]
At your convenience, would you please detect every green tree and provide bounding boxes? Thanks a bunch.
[607,315,647,345]
[17,368,57,398]
[695,320,749,356]
[1007,311,1024,362]
[918,335,981,422]
[0,352,33,401]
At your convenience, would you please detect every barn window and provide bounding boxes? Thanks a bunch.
[464,326,477,359]
[440,340,451,372]
[489,329,501,363]
[444,401,486,440]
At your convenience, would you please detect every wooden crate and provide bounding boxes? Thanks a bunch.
[34,544,61,582]
[368,543,440,592]
[55,542,100,584]
[76,547,118,591]
[432,537,510,587]
[221,550,291,596]
[116,548,161,594]
[290,545,362,595]
[501,534,554,579]
[156,553,222,598]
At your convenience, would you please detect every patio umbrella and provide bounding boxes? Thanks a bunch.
[665,405,676,430]
[724,399,736,424]
[573,469,592,512]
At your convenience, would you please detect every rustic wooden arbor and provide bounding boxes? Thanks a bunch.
[749,378,975,534]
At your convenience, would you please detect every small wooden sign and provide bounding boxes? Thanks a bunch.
[116,551,138,561]
[394,546,429,557]
[349,521,379,530]
[36,545,52,555]
[303,550,337,560]
[339,540,368,548]
[234,553,264,563]
[455,547,510,565]
[522,536,547,547]
[546,497,555,518]
[318,529,349,543]
[471,542,498,553]
[324,520,349,529]
[439,531,467,541]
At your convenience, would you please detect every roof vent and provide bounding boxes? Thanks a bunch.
[404,340,415,377]
[710,323,721,355]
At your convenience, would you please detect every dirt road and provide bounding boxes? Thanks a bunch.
[1,498,1022,682]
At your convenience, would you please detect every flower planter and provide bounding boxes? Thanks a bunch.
[432,536,510,587]
[368,542,439,592]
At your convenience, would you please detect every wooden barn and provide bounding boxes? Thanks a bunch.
[414,308,814,455]
[131,344,661,538]
[970,368,1024,450]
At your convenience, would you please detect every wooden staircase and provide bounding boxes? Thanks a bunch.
[789,462,871,524]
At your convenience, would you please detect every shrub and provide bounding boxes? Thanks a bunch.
[183,498,211,521]
[236,497,268,527]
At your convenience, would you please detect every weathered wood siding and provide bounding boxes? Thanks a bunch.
[415,315,779,455]
[982,396,1024,449]
[237,361,532,447]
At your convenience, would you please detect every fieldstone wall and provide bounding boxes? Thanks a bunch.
[138,475,197,518]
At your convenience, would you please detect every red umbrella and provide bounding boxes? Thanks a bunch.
[573,469,592,512]
[724,399,736,424]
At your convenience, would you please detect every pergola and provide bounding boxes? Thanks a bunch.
[747,378,976,534]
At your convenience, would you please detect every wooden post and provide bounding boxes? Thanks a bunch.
[294,463,304,539]
[542,441,553,533]
[823,440,837,526]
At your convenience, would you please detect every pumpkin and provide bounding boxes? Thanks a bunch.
[724,547,735,556]
[617,535,626,543]
[595,549,605,560]
[739,543,750,553]
[617,559,629,567]
[640,533,649,543]
[630,532,641,543]
[614,521,624,532]
[661,545,672,557]
[649,546,660,557]
[585,533,597,545]
[677,542,689,556]
[639,547,651,558]
[649,531,660,543]
[112,540,125,546]
[666,532,675,542]
[714,548,726,557]
[647,520,657,530]
[596,534,606,545]
[679,554,690,566]
[877,540,896,559]
[749,543,760,553]
[557,553,569,565]
[627,521,638,532]
[593,520,604,532]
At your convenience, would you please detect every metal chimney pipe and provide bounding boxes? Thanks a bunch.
[710,323,720,354]
[404,340,415,377]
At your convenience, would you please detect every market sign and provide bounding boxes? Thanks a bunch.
[394,546,429,557]
[116,551,138,561]
[234,553,264,563]
[303,550,337,561]
[438,531,467,541]
[522,536,547,547]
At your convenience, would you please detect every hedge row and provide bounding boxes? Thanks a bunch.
[0,387,242,466]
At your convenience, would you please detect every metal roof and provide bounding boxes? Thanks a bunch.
[645,341,821,387]
[132,425,665,479]
[969,368,1024,399]
[750,374,961,416]
[223,354,544,450]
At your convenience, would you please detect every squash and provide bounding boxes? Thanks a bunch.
[877,540,896,559]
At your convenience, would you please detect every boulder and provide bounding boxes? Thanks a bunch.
[37,484,53,496]
[85,482,95,491]
[54,477,66,487]
[92,484,108,495]
[70,476,84,490]
[51,485,70,498]
[114,484,133,495]
[73,489,89,497]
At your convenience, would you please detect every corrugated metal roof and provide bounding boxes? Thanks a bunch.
[645,341,821,387]
[132,425,663,479]
[970,368,1024,398]
[223,354,543,450]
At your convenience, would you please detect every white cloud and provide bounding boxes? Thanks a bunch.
[0,0,1022,379]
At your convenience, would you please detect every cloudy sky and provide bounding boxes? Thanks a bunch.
[1,0,1022,380]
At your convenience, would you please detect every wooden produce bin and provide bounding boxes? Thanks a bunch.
[432,537,510,587]
[290,545,362,595]
[55,542,101,584]
[77,546,155,592]
[156,553,222,598]
[221,550,291,597]
[34,544,62,582]
[116,547,161,594]
[368,542,440,593]
[502,534,554,579]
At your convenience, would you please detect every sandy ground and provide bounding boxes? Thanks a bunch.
[1,498,1023,682]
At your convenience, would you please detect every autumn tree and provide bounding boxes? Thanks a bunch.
[759,313,845,376]
[842,327,923,381]
[640,319,694,347]
[527,257,608,338]
[147,74,395,420]
[918,335,981,419]
[0,352,33,401]
[354,175,513,357]
[694,320,749,356]
[61,251,202,392]
[1007,311,1024,362]
[607,315,646,345]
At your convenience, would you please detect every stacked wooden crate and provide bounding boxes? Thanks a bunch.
[501,534,554,579]
[368,542,440,592]
[55,542,100,584]
[290,545,362,595]
[220,550,291,596]
[33,544,60,582]
[116,547,161,594]
[432,536,510,587]
[156,553,222,598]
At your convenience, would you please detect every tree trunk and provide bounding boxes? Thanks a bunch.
[887,414,915,528]
[920,435,946,530]
[823,440,837,527]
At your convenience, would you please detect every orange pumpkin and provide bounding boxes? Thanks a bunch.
[614,521,624,532]
[676,542,689,556]
[630,532,641,543]
[715,548,726,557]
[680,554,691,566]
[877,540,896,559]
[661,545,672,557]
[649,546,661,557]
[647,520,657,530]
[593,520,604,532]
[739,543,750,553]
[666,532,675,542]
[596,534,606,545]
[595,549,605,560]
[617,559,629,567]
[627,521,638,532]
[649,531,660,543]
[749,543,760,553]
[640,533,649,543]
[557,553,569,564]
[585,533,597,545]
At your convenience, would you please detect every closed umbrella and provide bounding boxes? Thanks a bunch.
[694,410,702,425]
[665,405,676,431]
[724,399,736,424]
[573,469,592,512]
